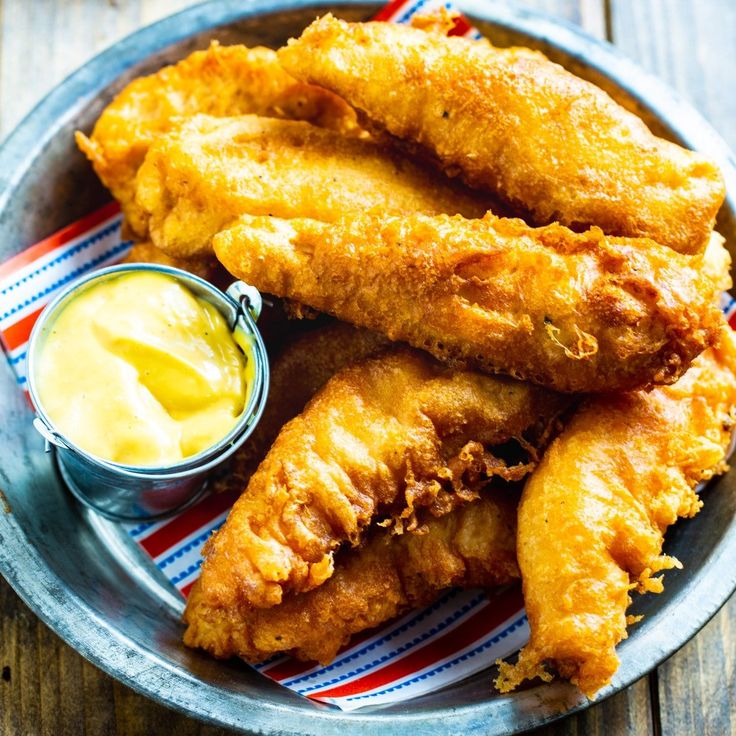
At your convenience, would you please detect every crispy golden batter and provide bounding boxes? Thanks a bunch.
[278,15,725,254]
[76,42,357,236]
[135,114,496,258]
[210,323,390,495]
[196,347,567,610]
[213,212,723,393]
[184,494,519,664]
[701,231,733,297]
[495,327,736,698]
[122,241,222,282]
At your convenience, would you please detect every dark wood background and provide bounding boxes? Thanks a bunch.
[1,0,734,733]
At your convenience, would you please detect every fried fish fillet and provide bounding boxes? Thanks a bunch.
[196,347,567,610]
[211,323,390,495]
[76,42,357,236]
[495,326,736,698]
[135,114,496,258]
[213,212,723,393]
[184,494,519,664]
[278,15,725,254]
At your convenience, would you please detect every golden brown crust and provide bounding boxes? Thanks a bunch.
[700,231,733,297]
[75,41,357,236]
[209,323,390,495]
[278,15,725,254]
[122,241,223,282]
[214,212,723,393]
[134,114,497,258]
[183,494,519,664]
[495,327,736,698]
[196,347,567,610]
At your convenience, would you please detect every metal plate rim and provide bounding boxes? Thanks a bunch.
[1,1,735,733]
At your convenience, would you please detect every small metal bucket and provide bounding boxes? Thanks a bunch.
[26,263,270,521]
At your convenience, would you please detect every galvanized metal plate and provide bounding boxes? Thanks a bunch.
[0,1,735,734]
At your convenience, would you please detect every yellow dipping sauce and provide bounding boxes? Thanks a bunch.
[35,272,250,466]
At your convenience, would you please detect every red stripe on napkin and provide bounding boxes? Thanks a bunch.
[448,14,472,36]
[313,587,524,699]
[373,0,406,21]
[0,201,120,280]
[139,490,238,559]
[180,580,197,598]
[2,307,44,351]
[262,657,318,681]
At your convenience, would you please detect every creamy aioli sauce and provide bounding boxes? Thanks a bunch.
[35,272,249,466]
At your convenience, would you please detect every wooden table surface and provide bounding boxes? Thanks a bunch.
[1,1,734,734]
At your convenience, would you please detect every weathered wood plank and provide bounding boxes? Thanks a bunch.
[610,0,736,149]
[531,678,653,736]
[579,0,608,39]
[1,582,231,735]
[654,598,736,736]
[496,0,607,38]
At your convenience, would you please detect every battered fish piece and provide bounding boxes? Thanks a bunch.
[76,42,357,236]
[184,494,518,664]
[197,347,567,609]
[211,323,390,495]
[213,212,723,393]
[135,114,495,258]
[278,15,725,254]
[496,327,736,698]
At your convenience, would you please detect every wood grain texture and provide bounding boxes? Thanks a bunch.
[0,1,732,735]
[0,0,196,139]
[610,0,736,150]
[509,0,607,38]
[655,600,736,736]
[530,679,653,736]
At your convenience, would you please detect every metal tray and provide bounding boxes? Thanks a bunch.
[1,1,735,733]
